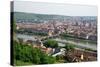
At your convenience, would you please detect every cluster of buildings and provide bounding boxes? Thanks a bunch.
[65,48,97,62]
[16,19,97,41]
[15,16,97,62]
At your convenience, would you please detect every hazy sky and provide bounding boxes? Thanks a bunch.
[14,1,97,16]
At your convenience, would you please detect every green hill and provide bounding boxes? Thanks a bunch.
[12,12,97,23]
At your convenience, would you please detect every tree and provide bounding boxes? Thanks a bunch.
[48,56,56,64]
[40,53,56,64]
[63,44,75,62]
[31,48,41,64]
[14,40,56,65]
[40,53,49,64]
[43,39,58,48]
[56,55,63,60]
[64,43,74,51]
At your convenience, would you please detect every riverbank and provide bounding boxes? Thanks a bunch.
[60,33,97,44]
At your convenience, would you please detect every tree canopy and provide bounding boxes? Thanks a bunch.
[64,43,74,51]
[43,39,58,48]
[14,40,56,66]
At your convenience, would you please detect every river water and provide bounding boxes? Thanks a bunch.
[54,38,97,50]
[16,34,97,50]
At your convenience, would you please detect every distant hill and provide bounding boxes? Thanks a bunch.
[12,12,97,23]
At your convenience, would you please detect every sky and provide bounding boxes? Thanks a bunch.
[14,1,97,16]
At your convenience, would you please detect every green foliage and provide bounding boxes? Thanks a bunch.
[14,12,71,22]
[84,48,96,52]
[14,12,96,23]
[43,39,58,48]
[13,20,16,32]
[40,53,56,64]
[17,29,48,36]
[14,59,33,66]
[60,33,75,38]
[64,43,74,51]
[48,56,56,64]
[56,55,63,60]
[14,40,56,65]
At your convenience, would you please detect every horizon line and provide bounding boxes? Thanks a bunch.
[13,11,97,17]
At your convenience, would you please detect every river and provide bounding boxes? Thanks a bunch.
[16,34,97,51]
